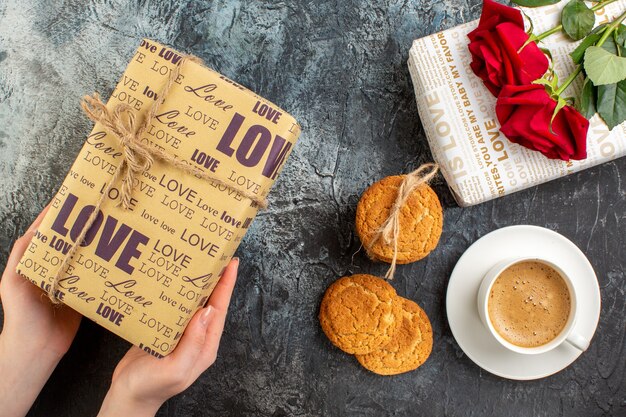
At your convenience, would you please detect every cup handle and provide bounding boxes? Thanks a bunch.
[565,332,590,352]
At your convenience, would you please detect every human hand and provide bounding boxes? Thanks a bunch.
[0,205,82,417]
[97,258,239,417]
[1,205,82,356]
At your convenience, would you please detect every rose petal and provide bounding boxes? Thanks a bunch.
[468,2,547,97]
[558,106,589,160]
[497,22,549,84]
[478,0,524,30]
[496,84,589,161]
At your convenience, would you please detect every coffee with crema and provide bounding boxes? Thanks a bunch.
[488,261,571,348]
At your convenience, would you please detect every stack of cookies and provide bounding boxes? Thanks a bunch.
[319,274,433,375]
[318,171,442,375]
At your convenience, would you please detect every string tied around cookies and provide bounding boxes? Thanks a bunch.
[45,54,268,304]
[365,163,439,280]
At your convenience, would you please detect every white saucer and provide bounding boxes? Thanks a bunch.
[446,225,601,380]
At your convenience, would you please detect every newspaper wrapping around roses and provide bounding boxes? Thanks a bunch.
[408,1,626,206]
[16,39,301,357]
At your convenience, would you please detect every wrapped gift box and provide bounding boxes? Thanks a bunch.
[17,39,301,357]
[408,1,626,206]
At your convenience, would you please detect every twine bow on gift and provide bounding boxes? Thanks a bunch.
[81,93,154,211]
[364,163,439,280]
[45,53,268,304]
[80,55,268,211]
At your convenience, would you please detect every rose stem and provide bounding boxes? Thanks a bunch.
[533,0,620,43]
[555,9,626,95]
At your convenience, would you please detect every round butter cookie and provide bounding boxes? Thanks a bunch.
[319,274,402,355]
[356,175,443,264]
[356,298,433,375]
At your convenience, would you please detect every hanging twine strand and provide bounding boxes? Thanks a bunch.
[45,54,267,303]
[364,163,439,280]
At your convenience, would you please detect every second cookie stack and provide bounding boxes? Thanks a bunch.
[319,274,433,375]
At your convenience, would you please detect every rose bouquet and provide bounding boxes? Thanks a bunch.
[469,0,626,161]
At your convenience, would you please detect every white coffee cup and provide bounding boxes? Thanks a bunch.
[477,257,589,355]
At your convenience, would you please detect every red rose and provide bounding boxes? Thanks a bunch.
[496,84,588,161]
[468,0,549,96]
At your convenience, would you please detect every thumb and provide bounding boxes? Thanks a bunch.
[167,306,213,372]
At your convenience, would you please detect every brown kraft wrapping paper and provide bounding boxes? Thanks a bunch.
[16,39,301,357]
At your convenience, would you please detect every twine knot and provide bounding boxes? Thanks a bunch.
[82,94,155,210]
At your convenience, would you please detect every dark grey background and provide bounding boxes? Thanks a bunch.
[0,1,624,416]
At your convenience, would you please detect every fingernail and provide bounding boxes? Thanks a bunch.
[199,306,213,327]
[232,257,240,268]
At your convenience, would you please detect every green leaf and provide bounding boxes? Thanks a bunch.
[570,32,602,64]
[561,0,595,41]
[550,97,568,135]
[511,0,560,7]
[597,80,626,129]
[600,35,619,55]
[578,77,597,119]
[570,24,609,64]
[520,9,534,36]
[601,32,622,56]
[584,46,626,85]
[540,46,554,62]
[592,23,609,35]
[616,24,626,47]
[533,77,557,95]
